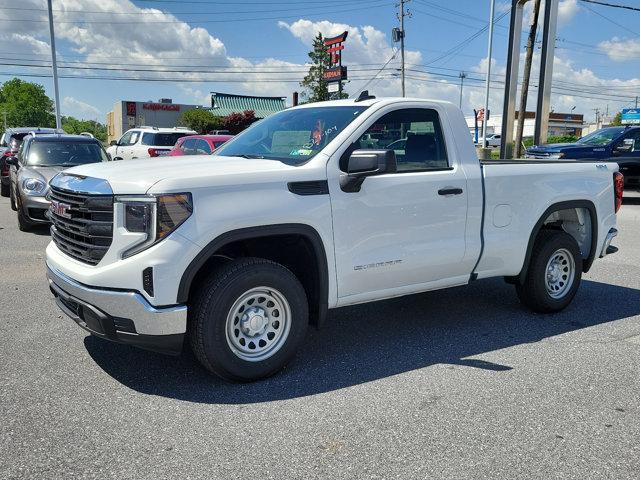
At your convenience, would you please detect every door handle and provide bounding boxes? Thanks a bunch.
[438,187,463,196]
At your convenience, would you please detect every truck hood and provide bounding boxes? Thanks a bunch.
[60,155,304,194]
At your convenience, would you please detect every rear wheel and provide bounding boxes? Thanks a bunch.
[516,230,582,313]
[189,257,308,381]
[9,184,17,211]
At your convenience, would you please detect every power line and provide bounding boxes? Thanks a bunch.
[0,1,393,24]
[581,3,640,36]
[579,0,640,12]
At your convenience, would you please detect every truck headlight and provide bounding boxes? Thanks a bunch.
[118,193,192,258]
[22,178,47,195]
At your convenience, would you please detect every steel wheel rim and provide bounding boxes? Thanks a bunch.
[544,248,575,299]
[225,286,291,362]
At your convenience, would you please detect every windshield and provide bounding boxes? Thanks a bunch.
[27,141,108,166]
[577,127,625,146]
[214,105,369,164]
[142,132,188,146]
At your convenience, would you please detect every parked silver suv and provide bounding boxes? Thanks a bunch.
[6,134,108,231]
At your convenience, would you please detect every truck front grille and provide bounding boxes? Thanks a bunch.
[48,186,114,265]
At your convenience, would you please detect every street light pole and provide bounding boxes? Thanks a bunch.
[47,0,62,130]
[481,0,496,149]
[459,72,466,109]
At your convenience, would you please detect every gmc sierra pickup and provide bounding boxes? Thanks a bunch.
[45,96,623,381]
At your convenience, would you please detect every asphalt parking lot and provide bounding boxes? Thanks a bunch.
[1,193,639,480]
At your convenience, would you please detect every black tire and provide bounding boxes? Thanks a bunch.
[189,257,308,382]
[17,198,32,232]
[0,181,8,197]
[9,184,17,211]
[516,230,582,313]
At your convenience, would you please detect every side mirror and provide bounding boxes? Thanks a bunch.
[109,140,118,146]
[340,149,397,192]
[5,156,18,167]
[614,138,634,154]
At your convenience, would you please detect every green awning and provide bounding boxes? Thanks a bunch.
[209,92,287,119]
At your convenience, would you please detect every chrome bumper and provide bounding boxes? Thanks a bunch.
[47,264,187,354]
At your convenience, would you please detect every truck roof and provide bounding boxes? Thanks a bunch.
[291,97,455,109]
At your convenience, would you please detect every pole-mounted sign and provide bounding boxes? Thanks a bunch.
[323,31,348,99]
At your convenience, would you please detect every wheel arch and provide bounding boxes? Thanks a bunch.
[518,200,598,284]
[177,223,329,328]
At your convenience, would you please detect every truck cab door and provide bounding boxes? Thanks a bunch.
[328,105,475,302]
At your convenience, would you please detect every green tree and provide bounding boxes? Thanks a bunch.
[61,116,107,143]
[611,112,622,126]
[300,32,332,103]
[178,108,224,134]
[0,78,55,128]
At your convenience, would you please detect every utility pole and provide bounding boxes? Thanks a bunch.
[635,96,638,108]
[458,72,466,109]
[481,0,496,149]
[397,0,411,97]
[593,108,600,128]
[47,0,62,130]
[515,0,541,158]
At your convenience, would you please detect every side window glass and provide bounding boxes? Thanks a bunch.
[196,139,212,154]
[182,139,196,154]
[626,130,640,151]
[119,131,132,145]
[353,108,449,172]
[129,131,140,145]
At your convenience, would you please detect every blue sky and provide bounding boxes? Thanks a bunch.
[2,0,639,122]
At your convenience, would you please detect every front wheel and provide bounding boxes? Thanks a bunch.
[0,181,8,197]
[189,257,308,381]
[10,184,17,211]
[516,230,582,313]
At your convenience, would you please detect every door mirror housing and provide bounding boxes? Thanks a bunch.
[340,149,397,192]
[109,140,118,146]
[5,156,18,167]
[614,138,634,154]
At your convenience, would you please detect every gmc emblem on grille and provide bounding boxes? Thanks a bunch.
[50,200,72,219]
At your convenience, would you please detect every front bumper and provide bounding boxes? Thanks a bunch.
[21,193,50,223]
[47,263,187,355]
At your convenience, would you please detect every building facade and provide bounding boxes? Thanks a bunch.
[106,99,201,143]
[465,111,584,140]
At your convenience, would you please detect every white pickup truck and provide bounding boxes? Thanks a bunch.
[45,96,623,381]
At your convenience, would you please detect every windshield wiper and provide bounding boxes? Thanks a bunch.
[235,154,265,159]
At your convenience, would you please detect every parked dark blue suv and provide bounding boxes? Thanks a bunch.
[525,126,640,188]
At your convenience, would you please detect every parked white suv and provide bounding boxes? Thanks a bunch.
[46,96,622,382]
[106,126,195,160]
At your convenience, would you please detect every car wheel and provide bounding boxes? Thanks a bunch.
[0,181,8,197]
[516,230,582,313]
[9,184,17,211]
[16,197,32,232]
[189,257,308,382]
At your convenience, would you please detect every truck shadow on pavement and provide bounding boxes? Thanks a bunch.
[84,278,640,403]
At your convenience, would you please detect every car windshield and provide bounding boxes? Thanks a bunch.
[27,141,108,166]
[142,132,189,146]
[214,105,369,164]
[576,127,625,146]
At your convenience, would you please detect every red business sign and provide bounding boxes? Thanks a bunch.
[323,66,348,82]
[142,103,180,112]
[126,101,136,117]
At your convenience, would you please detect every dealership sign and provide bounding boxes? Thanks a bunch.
[142,103,180,112]
[621,109,640,125]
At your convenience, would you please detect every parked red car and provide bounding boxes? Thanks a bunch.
[168,134,233,156]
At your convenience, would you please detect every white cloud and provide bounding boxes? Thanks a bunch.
[598,38,640,62]
[558,0,579,24]
[62,96,101,119]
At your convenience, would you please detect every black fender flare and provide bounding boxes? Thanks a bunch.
[518,200,598,284]
[177,223,329,327]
